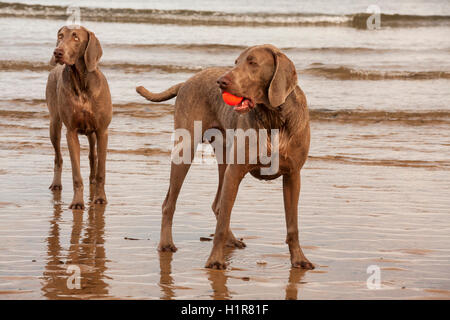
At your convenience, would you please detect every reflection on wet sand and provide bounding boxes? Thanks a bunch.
[157,246,309,300]
[206,269,230,300]
[41,188,109,299]
[285,268,307,300]
[158,251,175,300]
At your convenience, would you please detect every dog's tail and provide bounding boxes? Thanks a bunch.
[136,83,183,102]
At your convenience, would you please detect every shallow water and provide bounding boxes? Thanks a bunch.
[0,0,449,299]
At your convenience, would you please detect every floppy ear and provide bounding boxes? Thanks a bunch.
[268,51,298,108]
[84,31,103,72]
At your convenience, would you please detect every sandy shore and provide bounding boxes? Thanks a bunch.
[0,99,449,299]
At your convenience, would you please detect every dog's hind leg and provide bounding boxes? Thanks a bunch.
[159,125,200,252]
[159,162,192,252]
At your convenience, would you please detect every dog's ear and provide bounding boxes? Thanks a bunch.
[84,31,102,72]
[268,50,298,108]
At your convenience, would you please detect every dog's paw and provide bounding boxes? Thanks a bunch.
[49,183,62,191]
[205,253,227,269]
[291,259,315,270]
[226,237,246,249]
[158,243,178,252]
[69,201,85,210]
[205,259,227,270]
[93,197,107,205]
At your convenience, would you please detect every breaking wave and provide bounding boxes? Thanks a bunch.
[1,2,450,28]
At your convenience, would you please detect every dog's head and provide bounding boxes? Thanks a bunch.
[217,44,298,114]
[49,26,102,72]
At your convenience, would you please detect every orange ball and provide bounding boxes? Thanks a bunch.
[222,91,243,106]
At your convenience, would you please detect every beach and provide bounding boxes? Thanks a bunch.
[0,0,449,299]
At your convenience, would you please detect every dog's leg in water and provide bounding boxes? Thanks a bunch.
[212,162,246,249]
[206,164,245,269]
[66,130,84,209]
[88,132,97,186]
[283,172,314,269]
[49,117,63,191]
[159,162,192,252]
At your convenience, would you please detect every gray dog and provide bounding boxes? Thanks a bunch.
[46,26,112,209]
[137,44,313,270]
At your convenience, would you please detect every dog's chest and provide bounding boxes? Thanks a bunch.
[66,93,97,135]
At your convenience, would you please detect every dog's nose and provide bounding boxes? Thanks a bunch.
[217,76,231,89]
[53,48,64,58]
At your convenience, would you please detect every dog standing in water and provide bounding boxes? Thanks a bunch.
[46,26,112,209]
[137,44,313,270]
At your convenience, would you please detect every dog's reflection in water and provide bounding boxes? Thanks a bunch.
[285,267,307,300]
[158,250,232,300]
[41,188,108,299]
[158,251,175,300]
[157,247,236,300]
[206,268,231,300]
[42,190,307,299]
[157,246,307,300]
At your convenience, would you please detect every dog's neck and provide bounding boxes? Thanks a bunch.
[254,103,285,132]
[64,58,88,96]
[254,91,298,136]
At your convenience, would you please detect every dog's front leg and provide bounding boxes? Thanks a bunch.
[212,163,246,249]
[49,117,63,191]
[283,172,314,269]
[66,130,84,209]
[93,129,108,204]
[206,164,245,269]
[88,132,97,185]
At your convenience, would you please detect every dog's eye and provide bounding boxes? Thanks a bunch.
[246,56,258,66]
[58,34,63,39]
[73,33,79,41]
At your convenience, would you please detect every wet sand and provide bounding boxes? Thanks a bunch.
[1,0,449,300]
[0,99,449,300]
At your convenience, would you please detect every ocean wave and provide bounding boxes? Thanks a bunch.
[106,43,399,54]
[0,61,51,72]
[0,60,202,73]
[9,41,413,54]
[105,43,248,51]
[308,155,450,169]
[104,62,202,73]
[1,2,449,28]
[309,109,450,125]
[1,99,449,126]
[3,60,449,81]
[303,64,450,80]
